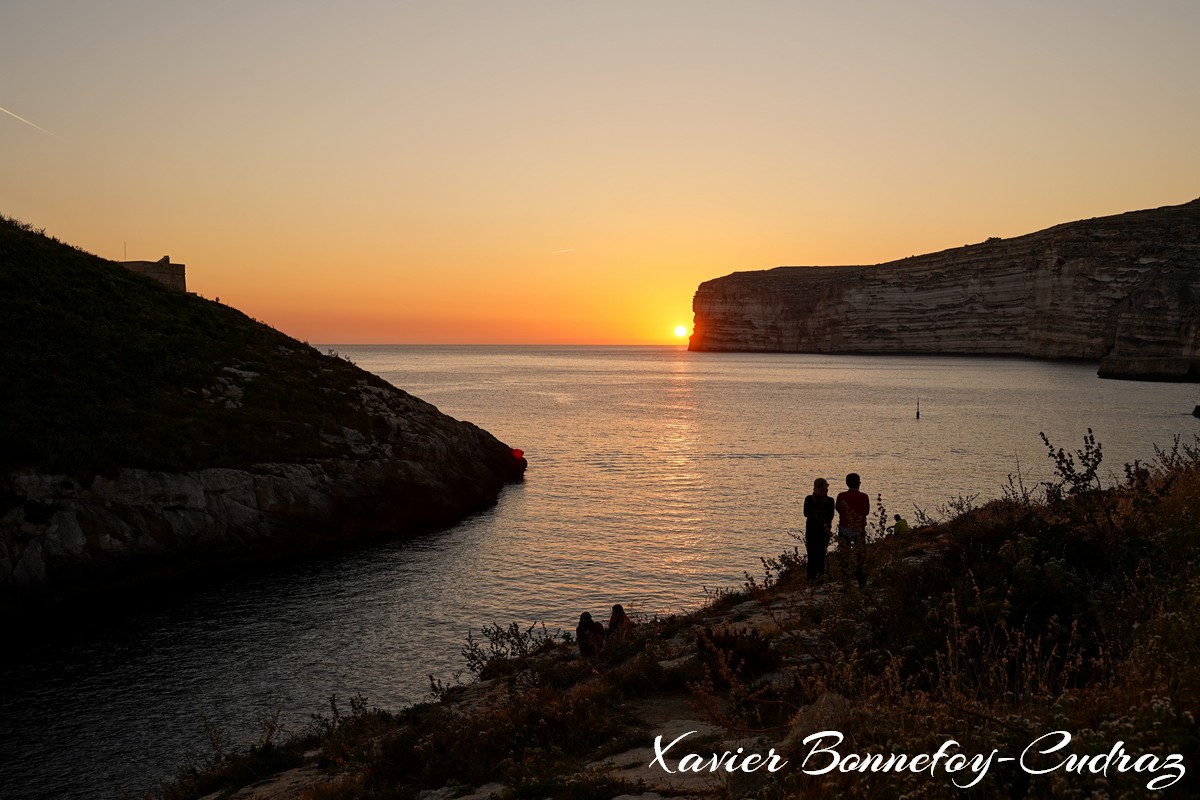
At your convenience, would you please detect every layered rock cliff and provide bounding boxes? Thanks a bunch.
[689,199,1200,380]
[0,216,525,602]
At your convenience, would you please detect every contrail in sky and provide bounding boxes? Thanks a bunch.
[0,104,59,138]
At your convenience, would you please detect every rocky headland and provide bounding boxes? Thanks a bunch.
[689,198,1200,381]
[0,217,525,605]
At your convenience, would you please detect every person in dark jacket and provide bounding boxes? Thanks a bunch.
[803,477,836,582]
[576,612,606,658]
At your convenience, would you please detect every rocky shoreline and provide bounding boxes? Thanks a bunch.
[3,454,524,603]
[0,370,526,602]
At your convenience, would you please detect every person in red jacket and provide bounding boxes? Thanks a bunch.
[835,472,870,588]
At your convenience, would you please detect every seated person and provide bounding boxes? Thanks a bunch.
[576,612,605,658]
[606,604,632,640]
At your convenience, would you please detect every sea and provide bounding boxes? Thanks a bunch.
[2,346,1198,798]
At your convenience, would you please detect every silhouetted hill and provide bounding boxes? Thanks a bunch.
[0,216,524,600]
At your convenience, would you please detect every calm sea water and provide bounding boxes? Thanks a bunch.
[3,346,1197,798]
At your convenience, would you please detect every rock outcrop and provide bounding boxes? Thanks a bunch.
[689,198,1200,381]
[1,382,526,598]
[0,216,525,602]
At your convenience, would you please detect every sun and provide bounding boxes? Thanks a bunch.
[674,325,689,338]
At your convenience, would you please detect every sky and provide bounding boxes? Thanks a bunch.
[2,1,1199,344]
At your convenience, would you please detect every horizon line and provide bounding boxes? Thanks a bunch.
[313,341,693,347]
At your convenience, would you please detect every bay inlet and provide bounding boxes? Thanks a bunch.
[3,346,1197,798]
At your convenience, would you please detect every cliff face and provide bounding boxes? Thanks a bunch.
[2,382,525,597]
[0,217,525,601]
[689,199,1200,380]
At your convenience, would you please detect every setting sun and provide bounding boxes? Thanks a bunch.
[674,325,688,338]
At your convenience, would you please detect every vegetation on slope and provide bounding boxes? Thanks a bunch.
[157,432,1199,799]
[0,215,420,475]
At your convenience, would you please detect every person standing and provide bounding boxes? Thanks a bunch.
[835,472,870,588]
[803,477,836,582]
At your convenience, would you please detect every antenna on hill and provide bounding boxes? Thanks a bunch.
[916,398,920,420]
[124,241,127,261]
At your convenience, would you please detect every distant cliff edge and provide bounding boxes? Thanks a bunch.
[0,216,525,606]
[689,199,1200,381]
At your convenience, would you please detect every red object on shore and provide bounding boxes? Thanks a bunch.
[507,447,528,481]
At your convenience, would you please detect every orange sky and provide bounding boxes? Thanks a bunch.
[3,2,1198,344]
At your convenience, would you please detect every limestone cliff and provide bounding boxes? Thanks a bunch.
[2,382,526,599]
[0,216,525,602]
[689,199,1200,380]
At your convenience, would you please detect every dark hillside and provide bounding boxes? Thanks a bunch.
[0,216,423,473]
[0,216,524,600]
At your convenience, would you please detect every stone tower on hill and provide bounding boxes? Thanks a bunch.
[121,255,186,291]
